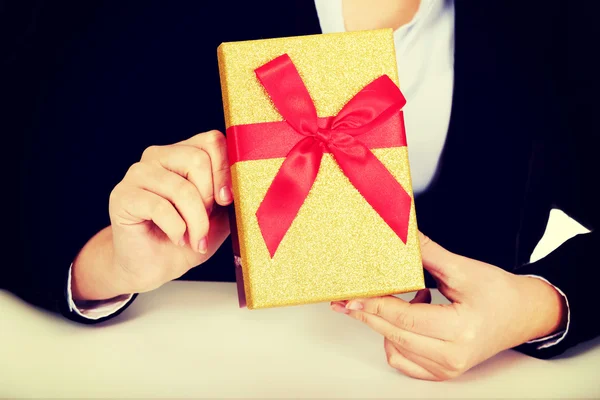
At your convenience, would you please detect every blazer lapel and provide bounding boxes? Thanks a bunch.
[414,1,538,270]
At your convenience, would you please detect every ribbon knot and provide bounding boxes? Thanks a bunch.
[314,129,334,146]
[232,54,413,258]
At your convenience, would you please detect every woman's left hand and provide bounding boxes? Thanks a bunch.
[331,232,567,381]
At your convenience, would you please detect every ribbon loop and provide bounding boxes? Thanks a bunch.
[251,54,412,257]
[255,54,319,136]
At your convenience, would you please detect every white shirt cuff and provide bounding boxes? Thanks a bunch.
[67,264,133,320]
[523,275,570,350]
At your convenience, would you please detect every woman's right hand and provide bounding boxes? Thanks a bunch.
[71,130,233,301]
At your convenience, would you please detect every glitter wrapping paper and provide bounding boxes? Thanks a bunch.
[217,29,424,309]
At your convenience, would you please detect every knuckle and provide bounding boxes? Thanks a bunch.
[388,330,408,348]
[151,198,171,217]
[175,179,199,202]
[355,312,369,324]
[108,185,122,205]
[203,193,215,206]
[125,162,146,180]
[110,184,138,212]
[395,312,416,331]
[373,300,383,316]
[141,145,160,161]
[189,149,210,169]
[205,130,226,146]
[108,185,125,214]
[214,159,230,175]
[111,188,125,205]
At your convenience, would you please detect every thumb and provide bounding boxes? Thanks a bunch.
[418,232,466,298]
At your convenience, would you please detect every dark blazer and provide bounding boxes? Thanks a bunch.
[5,1,598,359]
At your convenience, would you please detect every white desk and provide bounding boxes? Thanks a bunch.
[2,210,599,398]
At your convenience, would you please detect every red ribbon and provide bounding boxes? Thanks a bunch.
[226,54,412,257]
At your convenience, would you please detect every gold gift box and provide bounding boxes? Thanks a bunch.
[217,29,424,309]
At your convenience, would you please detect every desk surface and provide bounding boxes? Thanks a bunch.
[3,210,599,398]
[2,281,599,399]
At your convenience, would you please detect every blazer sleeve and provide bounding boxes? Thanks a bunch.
[6,1,139,323]
[513,2,600,358]
[6,1,235,322]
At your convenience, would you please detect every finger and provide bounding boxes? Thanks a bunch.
[410,289,432,304]
[345,296,457,340]
[125,162,209,253]
[384,338,439,381]
[419,232,473,303]
[389,340,451,381]
[330,300,350,314]
[179,130,232,206]
[347,309,448,365]
[418,232,456,281]
[141,144,215,212]
[112,187,186,246]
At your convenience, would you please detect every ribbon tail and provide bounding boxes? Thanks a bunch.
[256,137,324,257]
[330,138,412,243]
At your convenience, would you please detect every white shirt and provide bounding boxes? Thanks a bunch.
[67,0,569,350]
[314,0,454,194]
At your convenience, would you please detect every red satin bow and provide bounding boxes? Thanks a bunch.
[227,54,412,257]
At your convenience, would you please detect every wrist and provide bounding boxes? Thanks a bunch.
[72,226,130,301]
[513,274,568,344]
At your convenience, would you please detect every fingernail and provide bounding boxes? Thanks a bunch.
[178,237,186,247]
[346,301,363,311]
[219,186,232,203]
[330,303,350,314]
[197,236,208,253]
